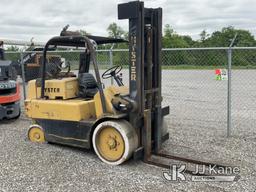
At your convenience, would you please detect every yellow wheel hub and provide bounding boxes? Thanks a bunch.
[96,127,125,162]
[28,127,45,143]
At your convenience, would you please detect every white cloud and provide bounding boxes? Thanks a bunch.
[0,0,255,42]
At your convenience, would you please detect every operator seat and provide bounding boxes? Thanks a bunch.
[78,73,98,98]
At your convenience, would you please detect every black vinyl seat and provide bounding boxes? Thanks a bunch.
[78,73,98,98]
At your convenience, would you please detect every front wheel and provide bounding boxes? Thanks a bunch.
[92,120,138,165]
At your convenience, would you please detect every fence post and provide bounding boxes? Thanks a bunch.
[20,51,26,100]
[227,48,232,137]
[227,33,237,137]
[109,46,114,85]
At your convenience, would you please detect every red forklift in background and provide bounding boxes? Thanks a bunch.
[0,41,21,120]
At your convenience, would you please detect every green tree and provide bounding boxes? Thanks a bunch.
[199,30,210,42]
[104,23,128,49]
[162,24,189,48]
[107,23,125,39]
[164,24,174,37]
[182,35,195,47]
[6,45,19,51]
[203,26,256,47]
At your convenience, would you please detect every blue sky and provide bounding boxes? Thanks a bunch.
[0,0,255,42]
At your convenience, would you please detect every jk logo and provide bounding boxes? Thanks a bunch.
[163,164,186,181]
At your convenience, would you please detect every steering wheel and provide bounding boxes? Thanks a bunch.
[102,65,122,79]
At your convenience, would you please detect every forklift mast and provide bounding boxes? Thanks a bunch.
[118,1,167,153]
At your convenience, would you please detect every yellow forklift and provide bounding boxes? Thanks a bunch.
[25,1,231,174]
[25,1,170,166]
[26,2,227,172]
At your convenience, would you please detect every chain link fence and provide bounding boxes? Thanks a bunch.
[5,47,256,137]
[231,48,256,137]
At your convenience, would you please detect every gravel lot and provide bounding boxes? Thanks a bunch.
[0,70,255,192]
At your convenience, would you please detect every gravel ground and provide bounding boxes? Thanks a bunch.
[0,70,255,192]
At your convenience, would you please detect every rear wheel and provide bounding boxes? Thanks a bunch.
[92,120,138,165]
[28,125,45,143]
